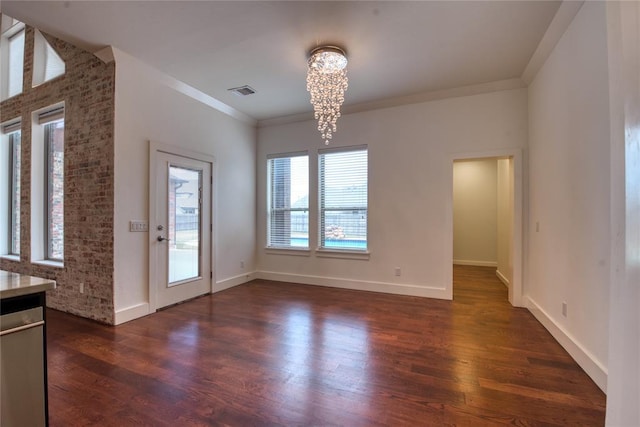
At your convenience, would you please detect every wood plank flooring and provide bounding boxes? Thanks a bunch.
[46,266,605,426]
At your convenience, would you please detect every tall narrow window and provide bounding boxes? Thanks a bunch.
[45,119,64,261]
[319,146,368,251]
[267,153,309,248]
[7,29,25,97]
[9,130,21,255]
[1,18,25,100]
[1,120,22,257]
[31,105,64,264]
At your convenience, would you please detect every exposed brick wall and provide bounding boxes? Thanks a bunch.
[0,27,116,324]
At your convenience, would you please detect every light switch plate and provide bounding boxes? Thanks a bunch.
[129,220,148,232]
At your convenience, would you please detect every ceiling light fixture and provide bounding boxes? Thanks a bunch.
[306,46,348,145]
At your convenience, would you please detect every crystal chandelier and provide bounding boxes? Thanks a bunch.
[306,46,348,145]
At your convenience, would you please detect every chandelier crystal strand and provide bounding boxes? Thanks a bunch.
[306,47,348,145]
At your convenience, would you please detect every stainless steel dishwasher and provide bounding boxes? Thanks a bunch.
[0,306,46,426]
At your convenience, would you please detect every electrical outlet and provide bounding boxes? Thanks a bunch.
[240,261,245,269]
[394,267,401,277]
[79,282,84,294]
[536,221,540,232]
[562,302,567,317]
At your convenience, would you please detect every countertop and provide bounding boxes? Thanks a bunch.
[0,270,56,300]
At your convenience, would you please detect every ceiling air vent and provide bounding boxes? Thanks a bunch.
[228,85,256,96]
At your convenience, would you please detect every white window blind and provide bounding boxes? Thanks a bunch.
[319,146,368,250]
[267,153,309,248]
[38,106,65,124]
[2,120,21,134]
[7,28,25,98]
[33,29,65,87]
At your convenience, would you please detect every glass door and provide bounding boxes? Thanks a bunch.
[154,152,212,309]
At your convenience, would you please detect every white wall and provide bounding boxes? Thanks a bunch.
[453,159,498,267]
[257,88,527,299]
[496,158,513,285]
[605,0,640,424]
[527,1,610,390]
[111,49,256,323]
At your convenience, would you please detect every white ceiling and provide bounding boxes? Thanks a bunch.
[2,1,561,122]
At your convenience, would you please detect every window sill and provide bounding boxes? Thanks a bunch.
[316,248,370,260]
[0,254,20,262]
[265,247,311,257]
[32,259,64,269]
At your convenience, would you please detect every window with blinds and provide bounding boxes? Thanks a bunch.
[1,120,22,256]
[7,28,25,98]
[319,146,368,251]
[45,119,64,261]
[33,29,66,87]
[267,153,309,248]
[1,17,25,100]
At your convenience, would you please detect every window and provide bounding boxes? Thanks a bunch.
[32,29,65,87]
[319,147,368,251]
[7,28,24,97]
[267,153,309,248]
[45,120,64,261]
[31,105,64,264]
[1,120,21,257]
[0,17,25,100]
[9,130,21,255]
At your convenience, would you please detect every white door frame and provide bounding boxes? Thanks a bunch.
[148,141,216,312]
[446,148,524,307]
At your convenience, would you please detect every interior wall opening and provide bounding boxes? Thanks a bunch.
[452,156,514,301]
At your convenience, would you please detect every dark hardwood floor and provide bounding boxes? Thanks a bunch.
[46,266,605,426]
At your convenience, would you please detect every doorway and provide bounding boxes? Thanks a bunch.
[450,151,523,306]
[149,144,214,310]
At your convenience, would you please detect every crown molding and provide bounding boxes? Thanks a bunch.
[521,0,585,85]
[109,47,256,126]
[258,78,526,129]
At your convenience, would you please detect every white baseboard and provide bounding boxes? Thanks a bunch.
[525,296,607,392]
[256,271,450,299]
[215,272,256,292]
[114,302,150,325]
[496,269,510,287]
[453,259,498,267]
[113,274,255,325]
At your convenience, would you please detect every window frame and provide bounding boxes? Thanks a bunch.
[44,119,64,262]
[9,130,21,255]
[30,103,65,266]
[318,145,369,256]
[266,151,310,251]
[1,119,22,259]
[32,28,66,87]
[0,18,26,101]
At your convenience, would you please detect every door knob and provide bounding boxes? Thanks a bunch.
[157,236,170,242]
